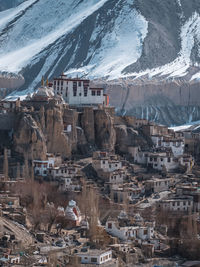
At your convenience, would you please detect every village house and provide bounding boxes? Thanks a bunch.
[53,73,109,107]
[33,154,62,177]
[0,195,20,207]
[147,151,179,171]
[111,183,144,204]
[77,249,113,265]
[0,254,20,265]
[33,160,49,176]
[59,177,81,192]
[103,169,126,187]
[105,217,154,244]
[145,178,174,195]
[48,164,79,179]
[176,184,200,212]
[142,123,169,137]
[92,151,122,172]
[129,146,194,172]
[158,196,193,212]
[0,98,21,113]
[151,135,185,156]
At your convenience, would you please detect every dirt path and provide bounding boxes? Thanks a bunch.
[0,216,33,247]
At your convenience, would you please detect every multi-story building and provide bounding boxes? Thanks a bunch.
[52,73,109,106]
[159,196,193,212]
[92,151,122,172]
[106,217,154,243]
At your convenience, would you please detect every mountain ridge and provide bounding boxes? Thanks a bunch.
[1,0,200,126]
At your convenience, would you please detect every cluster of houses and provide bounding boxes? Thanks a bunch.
[128,123,194,173]
[34,153,82,191]
[0,73,200,265]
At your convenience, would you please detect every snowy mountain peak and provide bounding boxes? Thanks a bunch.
[0,0,200,92]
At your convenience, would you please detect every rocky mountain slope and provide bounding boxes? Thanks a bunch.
[0,104,148,160]
[1,0,200,125]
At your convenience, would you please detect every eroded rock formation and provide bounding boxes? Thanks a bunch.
[2,102,148,161]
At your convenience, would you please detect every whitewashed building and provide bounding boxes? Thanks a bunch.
[151,135,184,156]
[145,178,173,194]
[147,152,179,171]
[92,151,122,172]
[33,154,61,176]
[105,218,154,242]
[33,160,48,176]
[53,73,109,106]
[159,196,193,212]
[77,249,112,265]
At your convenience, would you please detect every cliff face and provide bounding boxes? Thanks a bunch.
[13,113,47,160]
[94,108,116,152]
[96,79,200,126]
[9,104,146,160]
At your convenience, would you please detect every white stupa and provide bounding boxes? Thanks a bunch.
[65,200,81,224]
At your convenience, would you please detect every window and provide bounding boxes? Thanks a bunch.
[183,201,186,206]
[73,89,77,96]
[161,158,163,161]
[154,158,157,162]
[97,90,101,96]
[108,223,112,229]
[54,81,56,86]
[144,229,147,235]
[65,91,68,97]
[57,81,60,86]
[91,258,97,263]
[92,90,95,96]
[61,81,63,86]
[150,157,153,162]
[84,88,88,97]
[177,202,180,206]
[168,158,171,162]
[78,81,81,86]
[103,160,105,164]
[79,93,81,96]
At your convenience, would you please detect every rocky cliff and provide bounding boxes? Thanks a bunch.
[96,78,200,126]
[2,103,147,160]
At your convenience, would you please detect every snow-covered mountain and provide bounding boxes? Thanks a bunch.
[1,0,200,125]
[0,0,200,87]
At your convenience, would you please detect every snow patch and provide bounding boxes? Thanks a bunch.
[0,0,109,72]
[68,4,148,79]
[124,12,200,80]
